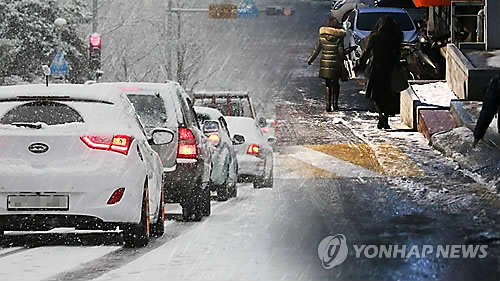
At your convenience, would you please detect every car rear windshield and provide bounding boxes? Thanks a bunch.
[127,94,169,128]
[194,97,253,118]
[357,12,414,31]
[0,100,84,125]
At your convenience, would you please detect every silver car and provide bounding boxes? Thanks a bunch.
[225,116,274,189]
[344,7,421,62]
[331,0,374,22]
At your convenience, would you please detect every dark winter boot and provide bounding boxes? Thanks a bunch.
[383,114,390,129]
[332,88,339,110]
[377,115,384,129]
[325,87,332,112]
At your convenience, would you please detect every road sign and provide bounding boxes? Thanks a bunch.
[209,4,237,19]
[50,50,69,76]
[238,0,259,17]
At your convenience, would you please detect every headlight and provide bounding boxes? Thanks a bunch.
[333,0,347,10]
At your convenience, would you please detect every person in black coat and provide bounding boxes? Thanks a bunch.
[473,75,500,147]
[354,16,403,129]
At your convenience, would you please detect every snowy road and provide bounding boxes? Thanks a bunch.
[1,177,497,280]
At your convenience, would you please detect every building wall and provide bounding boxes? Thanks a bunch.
[486,0,500,49]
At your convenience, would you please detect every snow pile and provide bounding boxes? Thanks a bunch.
[410,81,457,107]
[465,49,500,68]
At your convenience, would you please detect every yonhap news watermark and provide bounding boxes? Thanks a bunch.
[318,234,488,269]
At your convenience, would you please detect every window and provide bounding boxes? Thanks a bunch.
[357,12,415,31]
[0,101,83,125]
[127,94,168,129]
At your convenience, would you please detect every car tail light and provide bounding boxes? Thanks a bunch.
[81,135,133,155]
[178,128,197,159]
[207,133,221,146]
[247,143,260,155]
[107,188,125,205]
[261,127,271,134]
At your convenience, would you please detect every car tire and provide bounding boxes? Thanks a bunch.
[263,166,274,188]
[255,165,273,189]
[150,188,165,237]
[123,184,150,248]
[216,178,230,202]
[229,181,237,198]
[202,187,211,216]
[182,184,203,222]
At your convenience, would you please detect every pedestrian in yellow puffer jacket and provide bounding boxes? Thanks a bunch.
[307,16,346,112]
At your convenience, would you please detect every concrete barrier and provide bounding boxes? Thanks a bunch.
[446,44,500,101]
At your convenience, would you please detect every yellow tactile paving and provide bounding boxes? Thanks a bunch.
[275,153,338,178]
[305,143,424,177]
[371,143,424,177]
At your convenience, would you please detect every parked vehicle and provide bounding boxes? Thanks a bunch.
[0,84,171,247]
[225,116,274,188]
[413,34,447,79]
[344,7,421,62]
[102,82,212,221]
[194,106,240,201]
[401,40,439,80]
[331,0,374,22]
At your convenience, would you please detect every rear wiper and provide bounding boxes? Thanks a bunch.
[11,122,45,129]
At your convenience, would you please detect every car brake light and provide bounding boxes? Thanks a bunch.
[178,128,197,158]
[261,127,271,133]
[107,188,125,205]
[81,135,133,155]
[247,144,260,155]
[207,133,221,146]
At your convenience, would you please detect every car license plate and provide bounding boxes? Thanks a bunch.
[7,195,69,211]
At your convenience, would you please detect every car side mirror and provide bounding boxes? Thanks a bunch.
[257,117,267,128]
[232,134,245,145]
[149,128,175,145]
[344,21,352,30]
[267,137,277,146]
[202,120,219,135]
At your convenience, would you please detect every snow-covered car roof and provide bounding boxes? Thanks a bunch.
[193,91,250,98]
[0,83,120,104]
[194,106,224,120]
[0,84,141,135]
[225,116,263,139]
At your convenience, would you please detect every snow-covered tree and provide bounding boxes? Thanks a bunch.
[0,0,90,84]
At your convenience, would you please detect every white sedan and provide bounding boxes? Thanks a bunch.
[225,116,274,188]
[0,84,172,247]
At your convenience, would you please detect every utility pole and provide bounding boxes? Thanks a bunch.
[166,0,173,80]
[92,0,98,33]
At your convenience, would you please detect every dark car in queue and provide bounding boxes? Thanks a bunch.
[101,82,212,221]
[194,106,240,201]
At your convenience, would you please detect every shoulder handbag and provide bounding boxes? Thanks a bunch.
[390,63,409,92]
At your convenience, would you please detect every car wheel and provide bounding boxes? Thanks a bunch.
[123,184,150,247]
[229,181,237,198]
[150,188,165,237]
[253,176,264,189]
[202,187,211,216]
[182,184,203,222]
[263,166,274,188]
[216,178,230,202]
